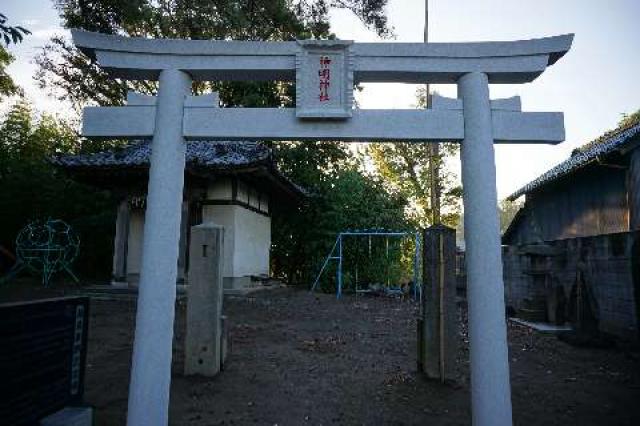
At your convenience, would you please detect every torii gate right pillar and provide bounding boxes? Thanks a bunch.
[458,71,513,426]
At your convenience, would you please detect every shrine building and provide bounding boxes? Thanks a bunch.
[53,140,305,291]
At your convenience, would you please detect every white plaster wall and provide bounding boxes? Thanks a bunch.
[232,206,271,277]
[202,204,271,279]
[126,210,145,276]
[202,205,236,278]
[126,197,270,283]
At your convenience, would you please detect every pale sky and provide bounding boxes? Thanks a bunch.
[3,0,640,199]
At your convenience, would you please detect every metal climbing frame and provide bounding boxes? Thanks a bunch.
[0,219,80,287]
[310,230,421,299]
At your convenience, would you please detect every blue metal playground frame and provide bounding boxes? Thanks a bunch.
[310,230,421,299]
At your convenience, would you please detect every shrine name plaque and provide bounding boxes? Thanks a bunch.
[296,40,353,120]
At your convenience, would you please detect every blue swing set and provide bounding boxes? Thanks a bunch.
[310,229,421,299]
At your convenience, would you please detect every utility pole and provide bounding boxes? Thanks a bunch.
[425,0,441,225]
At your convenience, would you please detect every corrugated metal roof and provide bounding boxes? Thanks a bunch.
[508,121,640,200]
[52,140,270,169]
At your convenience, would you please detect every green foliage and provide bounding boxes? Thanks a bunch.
[617,109,640,129]
[0,46,20,98]
[368,88,462,229]
[0,13,31,46]
[368,142,461,228]
[271,141,409,286]
[30,0,399,285]
[499,198,523,234]
[37,0,390,110]
[0,99,117,279]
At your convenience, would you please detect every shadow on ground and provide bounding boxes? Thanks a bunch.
[2,282,639,425]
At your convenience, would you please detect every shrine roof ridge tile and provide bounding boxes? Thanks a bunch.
[52,140,270,169]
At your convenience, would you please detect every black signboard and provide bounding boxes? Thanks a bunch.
[0,296,89,425]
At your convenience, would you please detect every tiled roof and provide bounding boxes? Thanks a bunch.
[508,121,640,200]
[52,140,270,169]
[53,140,307,198]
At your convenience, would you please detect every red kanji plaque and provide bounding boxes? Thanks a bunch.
[296,40,353,119]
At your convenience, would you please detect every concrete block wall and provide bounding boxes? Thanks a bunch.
[503,231,639,340]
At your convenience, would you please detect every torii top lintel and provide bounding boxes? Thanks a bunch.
[71,30,573,84]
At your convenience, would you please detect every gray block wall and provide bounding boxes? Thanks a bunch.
[503,231,639,340]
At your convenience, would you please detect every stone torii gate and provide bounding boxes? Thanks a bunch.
[72,30,572,426]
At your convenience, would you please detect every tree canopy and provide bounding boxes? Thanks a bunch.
[0,99,117,277]
[0,46,20,99]
[368,89,462,228]
[36,0,390,110]
[0,13,31,46]
[25,0,407,287]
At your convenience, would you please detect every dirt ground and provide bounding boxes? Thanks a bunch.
[2,282,640,425]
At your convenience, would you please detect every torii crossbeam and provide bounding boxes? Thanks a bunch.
[72,29,573,426]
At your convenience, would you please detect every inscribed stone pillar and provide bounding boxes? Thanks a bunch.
[421,225,457,382]
[111,198,129,283]
[185,223,225,376]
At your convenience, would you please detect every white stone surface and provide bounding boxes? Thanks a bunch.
[83,106,564,144]
[185,108,463,141]
[458,72,513,426]
[72,30,573,84]
[126,69,191,426]
[295,40,353,119]
[432,94,521,111]
[72,29,574,426]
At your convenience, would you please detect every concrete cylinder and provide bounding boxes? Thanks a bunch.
[127,69,191,426]
[458,72,513,426]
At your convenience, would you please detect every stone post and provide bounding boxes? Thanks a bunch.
[421,225,457,382]
[185,223,225,376]
[458,72,513,426]
[127,69,191,426]
[112,198,129,283]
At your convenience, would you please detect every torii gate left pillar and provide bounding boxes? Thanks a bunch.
[72,29,572,426]
[127,69,191,426]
